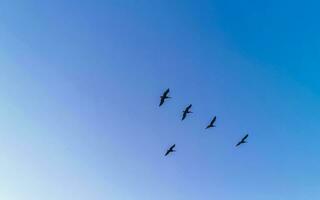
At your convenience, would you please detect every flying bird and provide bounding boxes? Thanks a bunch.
[165,144,176,156]
[182,104,192,120]
[206,116,217,129]
[159,88,171,106]
[236,134,249,147]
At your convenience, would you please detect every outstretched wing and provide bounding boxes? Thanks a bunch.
[242,134,249,141]
[182,112,187,120]
[159,97,165,106]
[235,141,242,147]
[211,116,216,125]
[163,88,170,96]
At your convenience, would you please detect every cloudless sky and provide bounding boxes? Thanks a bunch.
[0,1,319,200]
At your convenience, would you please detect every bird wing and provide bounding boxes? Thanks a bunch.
[211,116,216,124]
[242,134,249,141]
[235,141,242,147]
[182,112,187,120]
[159,98,165,106]
[170,144,176,150]
[187,104,192,110]
[163,88,170,96]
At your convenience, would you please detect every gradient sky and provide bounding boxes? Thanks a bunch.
[0,1,319,200]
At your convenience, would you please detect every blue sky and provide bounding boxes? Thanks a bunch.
[0,1,319,199]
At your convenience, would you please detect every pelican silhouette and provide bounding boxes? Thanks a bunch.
[159,88,171,107]
[165,144,176,156]
[236,134,249,147]
[182,104,192,120]
[206,116,217,129]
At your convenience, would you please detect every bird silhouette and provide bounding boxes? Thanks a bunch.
[182,104,192,120]
[206,116,217,129]
[165,144,176,156]
[159,88,171,107]
[236,134,249,147]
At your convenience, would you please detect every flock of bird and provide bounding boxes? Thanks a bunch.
[159,88,249,157]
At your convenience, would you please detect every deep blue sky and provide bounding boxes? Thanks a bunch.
[0,1,319,199]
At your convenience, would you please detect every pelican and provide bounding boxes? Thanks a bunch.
[165,144,176,156]
[236,134,249,147]
[182,104,192,120]
[206,116,217,129]
[159,88,171,106]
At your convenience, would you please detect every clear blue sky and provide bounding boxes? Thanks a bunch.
[0,1,319,199]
